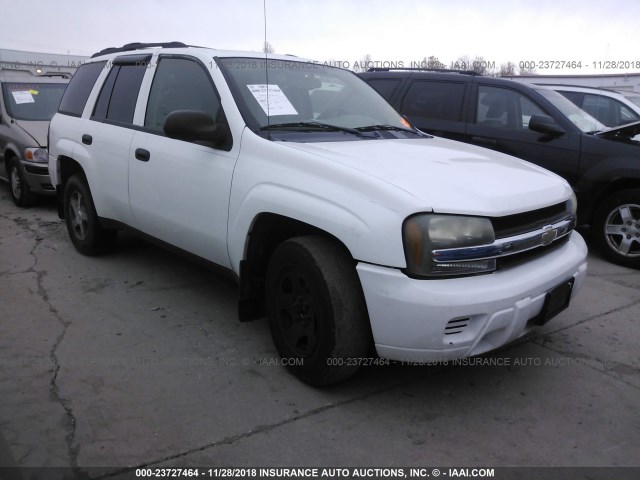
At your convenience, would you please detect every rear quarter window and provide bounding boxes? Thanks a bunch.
[58,61,106,117]
[365,78,402,101]
[401,80,466,122]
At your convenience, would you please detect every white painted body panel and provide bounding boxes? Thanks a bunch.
[359,232,587,361]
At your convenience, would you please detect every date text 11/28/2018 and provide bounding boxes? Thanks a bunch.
[519,60,640,70]
[134,467,496,478]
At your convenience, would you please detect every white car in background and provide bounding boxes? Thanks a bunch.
[541,84,640,128]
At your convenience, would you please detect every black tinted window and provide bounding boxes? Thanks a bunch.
[145,57,222,131]
[558,90,581,105]
[401,81,465,121]
[58,61,106,116]
[476,86,546,129]
[366,78,401,100]
[582,94,640,127]
[92,67,118,120]
[95,64,146,124]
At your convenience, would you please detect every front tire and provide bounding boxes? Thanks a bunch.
[63,175,117,255]
[265,236,372,386]
[8,160,37,207]
[593,189,640,269]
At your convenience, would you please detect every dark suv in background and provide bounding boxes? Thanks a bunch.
[359,69,640,269]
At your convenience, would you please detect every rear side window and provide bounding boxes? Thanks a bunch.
[557,90,581,105]
[366,78,402,101]
[401,81,465,121]
[58,61,106,117]
[582,93,640,127]
[92,63,147,124]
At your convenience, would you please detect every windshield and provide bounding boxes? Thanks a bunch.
[2,82,67,121]
[217,57,414,138]
[535,87,606,132]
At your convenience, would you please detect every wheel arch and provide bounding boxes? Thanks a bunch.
[238,213,357,322]
[585,176,640,225]
[54,156,86,219]
[2,146,19,175]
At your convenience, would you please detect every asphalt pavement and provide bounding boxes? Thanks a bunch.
[0,190,638,480]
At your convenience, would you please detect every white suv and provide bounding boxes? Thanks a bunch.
[48,42,588,385]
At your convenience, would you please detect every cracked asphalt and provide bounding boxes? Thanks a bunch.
[0,190,639,479]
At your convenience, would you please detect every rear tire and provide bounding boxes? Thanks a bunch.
[8,160,37,207]
[265,236,371,386]
[593,189,640,269]
[63,175,117,255]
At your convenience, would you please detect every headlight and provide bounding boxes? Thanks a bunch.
[403,214,496,278]
[24,147,48,164]
[568,192,578,215]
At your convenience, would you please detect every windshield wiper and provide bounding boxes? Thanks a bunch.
[260,121,363,135]
[356,124,420,134]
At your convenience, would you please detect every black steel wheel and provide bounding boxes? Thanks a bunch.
[8,160,37,207]
[265,236,371,386]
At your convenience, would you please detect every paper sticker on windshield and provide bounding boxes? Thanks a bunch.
[12,91,35,104]
[247,84,298,116]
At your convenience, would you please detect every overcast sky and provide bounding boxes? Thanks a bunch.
[2,0,640,74]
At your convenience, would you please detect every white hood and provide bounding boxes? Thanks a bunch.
[281,136,572,217]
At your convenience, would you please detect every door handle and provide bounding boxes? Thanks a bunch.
[135,148,150,162]
[471,136,498,146]
[81,134,92,145]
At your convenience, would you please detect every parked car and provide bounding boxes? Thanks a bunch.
[359,69,640,268]
[48,43,587,385]
[0,61,72,206]
[543,84,640,128]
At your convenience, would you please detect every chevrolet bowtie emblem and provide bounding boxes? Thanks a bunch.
[541,225,558,246]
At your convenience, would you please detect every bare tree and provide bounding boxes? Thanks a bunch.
[263,41,275,54]
[498,61,517,77]
[419,55,445,69]
[353,54,373,72]
[518,63,537,75]
[450,55,470,71]
[471,56,495,76]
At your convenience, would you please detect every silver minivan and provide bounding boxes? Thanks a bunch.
[0,62,72,206]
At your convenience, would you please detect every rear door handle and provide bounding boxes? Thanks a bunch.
[471,136,498,146]
[81,134,92,145]
[135,148,150,162]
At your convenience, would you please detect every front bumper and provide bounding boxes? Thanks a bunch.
[21,160,55,195]
[357,231,588,362]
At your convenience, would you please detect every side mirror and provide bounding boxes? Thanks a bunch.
[528,114,565,137]
[163,110,230,148]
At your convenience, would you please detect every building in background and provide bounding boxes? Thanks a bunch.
[505,73,640,94]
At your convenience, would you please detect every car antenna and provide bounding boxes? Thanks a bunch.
[263,0,271,139]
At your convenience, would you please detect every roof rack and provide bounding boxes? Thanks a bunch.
[366,67,480,76]
[91,42,189,58]
[531,83,623,94]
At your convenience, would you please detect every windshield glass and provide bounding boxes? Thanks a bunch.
[2,82,67,121]
[535,87,606,132]
[217,57,412,136]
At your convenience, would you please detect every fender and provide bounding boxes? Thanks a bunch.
[575,154,640,220]
[227,130,419,274]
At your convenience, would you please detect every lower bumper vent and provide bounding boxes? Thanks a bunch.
[445,317,471,335]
